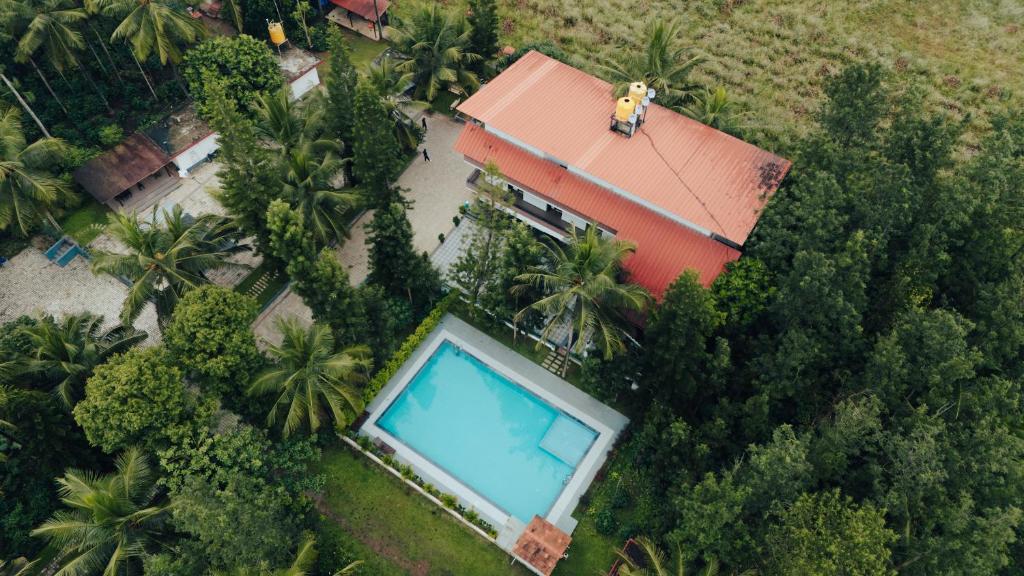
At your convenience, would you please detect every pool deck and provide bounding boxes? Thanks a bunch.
[361,314,629,552]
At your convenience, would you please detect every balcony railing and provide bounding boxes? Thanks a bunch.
[465,169,576,234]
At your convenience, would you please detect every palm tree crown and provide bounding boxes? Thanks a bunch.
[32,447,171,576]
[255,87,326,153]
[282,142,358,246]
[365,56,423,151]
[12,0,86,73]
[249,318,372,437]
[90,205,248,324]
[86,0,204,65]
[387,3,480,102]
[597,19,703,107]
[0,106,72,236]
[7,313,146,409]
[513,227,651,373]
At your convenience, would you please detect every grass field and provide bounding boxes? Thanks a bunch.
[60,199,110,246]
[313,445,530,576]
[395,0,1022,152]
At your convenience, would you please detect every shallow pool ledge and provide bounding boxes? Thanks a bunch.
[360,314,629,540]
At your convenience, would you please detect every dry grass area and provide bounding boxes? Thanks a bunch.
[408,0,1023,152]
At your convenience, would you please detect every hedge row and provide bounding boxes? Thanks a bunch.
[361,292,458,404]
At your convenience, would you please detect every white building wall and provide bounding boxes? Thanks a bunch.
[520,189,549,211]
[289,67,320,101]
[171,132,219,176]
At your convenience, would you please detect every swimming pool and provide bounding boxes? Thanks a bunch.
[375,340,599,524]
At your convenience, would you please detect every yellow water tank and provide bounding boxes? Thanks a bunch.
[628,82,648,105]
[615,97,637,122]
[268,22,286,46]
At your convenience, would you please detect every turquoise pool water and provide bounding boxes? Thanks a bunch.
[376,341,598,523]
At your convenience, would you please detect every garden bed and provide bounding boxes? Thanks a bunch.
[234,261,289,310]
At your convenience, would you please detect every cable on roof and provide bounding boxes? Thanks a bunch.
[636,126,727,237]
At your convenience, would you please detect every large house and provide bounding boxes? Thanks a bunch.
[453,51,791,298]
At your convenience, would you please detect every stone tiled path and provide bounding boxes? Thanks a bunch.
[0,247,160,343]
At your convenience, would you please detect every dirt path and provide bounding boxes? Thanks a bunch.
[311,493,431,576]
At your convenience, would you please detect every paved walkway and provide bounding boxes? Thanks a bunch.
[0,247,161,344]
[254,114,474,346]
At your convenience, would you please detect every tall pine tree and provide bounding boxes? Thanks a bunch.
[204,79,281,255]
[467,0,499,74]
[451,162,512,313]
[322,29,359,145]
[266,200,365,343]
[365,201,440,313]
[351,81,404,207]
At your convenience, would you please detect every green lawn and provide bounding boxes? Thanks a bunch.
[313,444,530,576]
[553,504,619,575]
[317,27,387,73]
[429,91,461,116]
[60,199,110,246]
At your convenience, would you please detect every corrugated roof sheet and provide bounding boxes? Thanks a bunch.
[457,51,791,245]
[73,133,171,203]
[329,0,389,21]
[456,124,740,297]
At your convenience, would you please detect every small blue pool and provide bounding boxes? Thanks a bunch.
[376,341,598,523]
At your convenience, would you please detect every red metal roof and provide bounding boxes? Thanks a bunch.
[457,51,791,245]
[329,0,389,21]
[456,124,740,297]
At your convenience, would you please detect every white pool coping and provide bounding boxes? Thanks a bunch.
[360,314,629,543]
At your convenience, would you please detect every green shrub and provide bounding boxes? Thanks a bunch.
[595,507,618,536]
[308,21,332,52]
[440,493,458,509]
[183,34,283,119]
[97,124,124,148]
[362,292,458,403]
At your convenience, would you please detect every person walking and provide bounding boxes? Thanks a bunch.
[421,116,427,130]
[422,148,430,162]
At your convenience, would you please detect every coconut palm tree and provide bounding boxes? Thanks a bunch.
[365,56,423,151]
[13,0,112,112]
[0,106,73,236]
[513,227,651,376]
[282,142,359,246]
[0,0,71,115]
[7,313,146,408]
[386,3,480,102]
[615,536,753,576]
[90,205,249,325]
[254,87,326,153]
[86,0,204,66]
[597,19,703,107]
[0,556,36,576]
[218,535,362,576]
[0,384,17,464]
[249,318,372,437]
[32,447,170,576]
[680,86,746,135]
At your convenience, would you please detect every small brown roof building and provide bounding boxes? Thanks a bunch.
[73,133,172,204]
[512,516,572,576]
